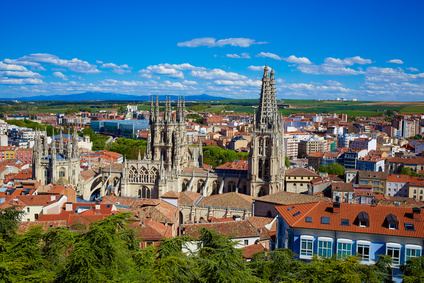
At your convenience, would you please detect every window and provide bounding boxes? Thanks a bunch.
[341,219,350,226]
[405,245,422,262]
[27,207,30,212]
[300,236,314,259]
[321,217,330,224]
[389,223,397,230]
[305,217,312,223]
[357,241,371,262]
[337,239,352,258]
[386,244,401,265]
[318,238,332,258]
[405,223,415,231]
[244,240,249,246]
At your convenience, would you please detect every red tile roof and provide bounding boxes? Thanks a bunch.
[198,192,253,210]
[182,220,260,239]
[275,202,424,238]
[242,244,267,259]
[216,159,248,170]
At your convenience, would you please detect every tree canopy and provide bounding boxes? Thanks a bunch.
[319,162,345,176]
[202,146,249,168]
[1,208,423,283]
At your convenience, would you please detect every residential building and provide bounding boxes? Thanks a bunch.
[408,177,424,201]
[386,174,410,197]
[276,202,424,282]
[357,171,388,194]
[308,152,325,172]
[285,168,319,194]
[298,138,326,158]
[349,138,377,151]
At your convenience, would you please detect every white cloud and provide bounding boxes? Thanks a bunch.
[284,55,312,65]
[365,67,424,83]
[324,56,372,66]
[182,80,198,85]
[177,37,265,48]
[139,63,206,80]
[406,67,419,72]
[14,53,100,74]
[96,60,104,64]
[247,65,265,71]
[214,79,261,87]
[0,78,43,85]
[256,52,282,60]
[0,61,29,71]
[387,59,404,64]
[3,58,41,67]
[0,70,41,78]
[100,62,132,74]
[226,53,250,59]
[53,72,68,80]
[190,69,247,80]
[162,80,188,89]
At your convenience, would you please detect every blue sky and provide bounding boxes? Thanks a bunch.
[1,0,424,101]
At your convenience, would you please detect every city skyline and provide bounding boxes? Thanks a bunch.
[1,0,424,101]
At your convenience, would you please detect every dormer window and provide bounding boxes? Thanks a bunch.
[386,214,399,230]
[357,211,369,227]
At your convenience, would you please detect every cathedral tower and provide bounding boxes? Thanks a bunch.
[248,65,285,197]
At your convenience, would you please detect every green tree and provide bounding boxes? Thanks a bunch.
[0,206,23,240]
[285,156,290,168]
[319,162,345,176]
[401,256,424,283]
[202,146,249,168]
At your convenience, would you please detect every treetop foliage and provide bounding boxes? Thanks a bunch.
[319,162,345,176]
[202,146,249,168]
[0,207,422,282]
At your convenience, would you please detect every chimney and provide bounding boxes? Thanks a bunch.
[65,202,73,211]
[333,202,340,214]
[413,207,421,220]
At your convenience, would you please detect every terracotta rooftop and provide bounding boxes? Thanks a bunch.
[255,191,331,205]
[386,157,424,165]
[275,202,424,238]
[242,244,267,259]
[285,167,319,178]
[179,191,202,206]
[198,192,253,210]
[182,220,260,239]
[216,159,248,171]
[161,191,180,199]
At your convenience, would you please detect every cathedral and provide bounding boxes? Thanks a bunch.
[36,66,285,200]
[109,65,285,199]
[33,129,83,189]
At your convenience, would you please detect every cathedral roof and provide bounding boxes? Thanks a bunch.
[254,191,331,205]
[198,192,253,210]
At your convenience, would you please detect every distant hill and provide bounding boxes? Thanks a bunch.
[1,92,230,102]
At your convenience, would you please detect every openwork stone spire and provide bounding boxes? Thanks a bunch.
[256,64,278,130]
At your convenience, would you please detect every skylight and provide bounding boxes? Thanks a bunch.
[305,217,312,223]
[293,211,301,217]
[341,219,350,226]
[321,216,330,224]
[405,223,415,231]
[287,206,295,211]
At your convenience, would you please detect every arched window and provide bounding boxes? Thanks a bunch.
[142,187,151,199]
[259,138,264,155]
[228,181,237,193]
[182,179,189,191]
[258,160,263,179]
[197,179,205,194]
[140,167,148,183]
[59,167,66,178]
[211,181,219,195]
[264,159,270,179]
[138,189,142,198]
[129,166,137,182]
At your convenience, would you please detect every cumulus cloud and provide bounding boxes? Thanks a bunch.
[0,61,29,71]
[182,80,198,85]
[139,63,207,80]
[100,62,132,74]
[190,69,247,80]
[256,52,282,60]
[247,65,266,71]
[214,79,261,87]
[387,59,404,64]
[0,78,43,85]
[324,56,372,66]
[13,53,100,74]
[177,37,266,48]
[226,53,251,59]
[3,58,41,67]
[0,70,41,78]
[291,56,372,76]
[53,72,68,80]
[284,55,312,65]
[365,67,424,83]
[406,67,419,72]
